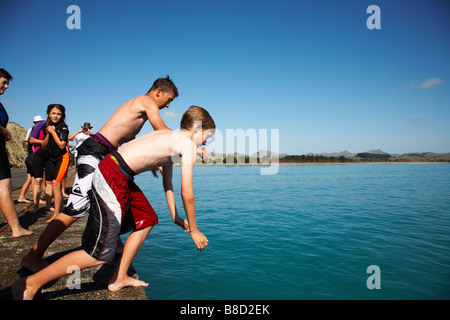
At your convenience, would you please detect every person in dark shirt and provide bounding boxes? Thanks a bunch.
[31,104,69,223]
[0,68,33,238]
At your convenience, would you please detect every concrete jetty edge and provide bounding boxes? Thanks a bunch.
[0,168,147,300]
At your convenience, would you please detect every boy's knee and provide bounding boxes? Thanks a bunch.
[0,181,12,195]
[0,186,11,197]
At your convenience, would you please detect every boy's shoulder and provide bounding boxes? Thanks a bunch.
[131,94,154,106]
[140,130,194,149]
[121,95,157,114]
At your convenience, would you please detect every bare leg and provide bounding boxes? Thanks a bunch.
[21,213,78,273]
[62,177,69,197]
[30,177,43,213]
[12,249,105,300]
[44,180,53,211]
[108,226,153,292]
[47,180,63,223]
[0,179,33,238]
[17,174,32,203]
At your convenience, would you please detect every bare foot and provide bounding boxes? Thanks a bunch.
[11,278,36,300]
[11,226,33,238]
[17,198,31,204]
[108,276,148,292]
[20,254,49,273]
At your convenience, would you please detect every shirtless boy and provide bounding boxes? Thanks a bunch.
[12,106,215,300]
[21,76,178,273]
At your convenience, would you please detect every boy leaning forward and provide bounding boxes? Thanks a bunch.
[21,76,178,273]
[12,106,215,299]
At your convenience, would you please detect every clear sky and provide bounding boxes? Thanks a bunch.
[1,0,449,155]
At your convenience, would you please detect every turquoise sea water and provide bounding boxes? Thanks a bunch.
[125,163,450,300]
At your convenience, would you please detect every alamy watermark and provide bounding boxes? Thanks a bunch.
[66,263,383,292]
[209,128,280,176]
[66,5,81,30]
[366,265,381,289]
[366,5,381,30]
[66,4,381,31]
[66,265,81,290]
[170,127,280,175]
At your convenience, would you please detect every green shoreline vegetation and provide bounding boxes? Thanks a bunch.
[194,151,450,165]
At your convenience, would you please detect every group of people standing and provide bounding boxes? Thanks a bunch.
[1,67,216,300]
[1,67,93,230]
[18,113,93,223]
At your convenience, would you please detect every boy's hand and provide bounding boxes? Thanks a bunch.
[151,166,163,178]
[174,216,190,232]
[189,230,208,251]
[197,147,209,163]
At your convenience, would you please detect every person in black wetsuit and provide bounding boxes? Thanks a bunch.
[31,104,69,223]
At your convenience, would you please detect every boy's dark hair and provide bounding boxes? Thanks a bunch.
[0,68,13,81]
[147,76,179,97]
[180,105,215,131]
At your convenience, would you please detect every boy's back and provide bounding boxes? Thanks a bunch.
[98,94,173,147]
[118,130,196,175]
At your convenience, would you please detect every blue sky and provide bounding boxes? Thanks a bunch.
[1,0,449,154]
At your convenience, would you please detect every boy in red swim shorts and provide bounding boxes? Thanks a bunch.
[12,106,215,299]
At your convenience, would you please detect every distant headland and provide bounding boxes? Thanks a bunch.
[200,149,450,164]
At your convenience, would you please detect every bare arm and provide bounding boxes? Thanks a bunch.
[162,164,188,230]
[180,142,208,251]
[39,133,50,149]
[29,136,43,145]
[68,128,82,141]
[143,99,171,131]
[46,126,67,150]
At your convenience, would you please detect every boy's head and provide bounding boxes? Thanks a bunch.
[0,68,13,81]
[0,68,13,96]
[147,76,179,109]
[148,76,179,96]
[180,105,216,146]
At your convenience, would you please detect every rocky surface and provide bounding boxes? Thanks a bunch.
[5,122,28,168]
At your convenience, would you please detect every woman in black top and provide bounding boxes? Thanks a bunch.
[32,104,70,222]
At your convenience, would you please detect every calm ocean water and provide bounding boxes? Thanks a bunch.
[124,163,450,300]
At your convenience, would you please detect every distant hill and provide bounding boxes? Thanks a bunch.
[306,150,356,158]
[207,149,450,164]
[395,152,450,162]
[355,149,391,161]
[252,150,288,159]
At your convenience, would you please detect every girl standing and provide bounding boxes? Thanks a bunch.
[32,104,70,222]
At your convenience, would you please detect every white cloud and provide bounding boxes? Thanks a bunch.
[405,77,443,89]
[419,78,442,89]
[163,111,181,119]
[409,117,427,122]
[1,99,19,106]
